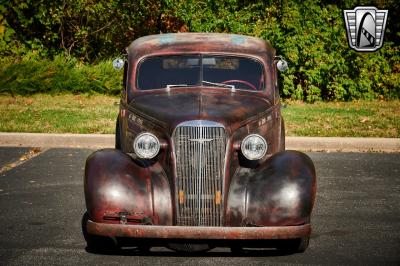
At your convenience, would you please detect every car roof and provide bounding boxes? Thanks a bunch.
[126,33,275,58]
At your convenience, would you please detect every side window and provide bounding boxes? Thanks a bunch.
[123,61,128,90]
[274,62,279,104]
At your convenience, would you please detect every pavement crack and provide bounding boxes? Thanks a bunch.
[0,147,47,174]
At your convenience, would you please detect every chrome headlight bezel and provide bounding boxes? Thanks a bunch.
[133,132,160,159]
[241,134,268,160]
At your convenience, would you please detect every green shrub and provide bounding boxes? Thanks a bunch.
[168,0,399,101]
[0,54,122,95]
[1,0,399,101]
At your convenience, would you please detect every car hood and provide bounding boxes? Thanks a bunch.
[128,89,272,132]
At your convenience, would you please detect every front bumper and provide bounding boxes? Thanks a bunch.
[87,220,311,240]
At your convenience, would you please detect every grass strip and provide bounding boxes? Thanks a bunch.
[0,94,119,134]
[283,100,399,137]
[0,94,398,137]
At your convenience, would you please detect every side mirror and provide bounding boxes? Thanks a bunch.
[277,59,288,72]
[112,58,125,70]
[274,56,288,72]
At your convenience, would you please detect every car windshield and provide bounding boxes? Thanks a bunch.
[137,55,265,91]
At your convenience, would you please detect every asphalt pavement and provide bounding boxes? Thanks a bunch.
[0,148,399,265]
[0,147,30,168]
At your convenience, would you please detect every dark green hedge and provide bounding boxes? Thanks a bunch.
[0,55,121,96]
[0,0,399,101]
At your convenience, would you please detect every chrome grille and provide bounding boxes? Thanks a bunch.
[173,121,227,226]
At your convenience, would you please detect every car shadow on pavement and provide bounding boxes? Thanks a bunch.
[84,246,294,257]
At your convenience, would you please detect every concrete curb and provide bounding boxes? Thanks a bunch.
[0,133,114,149]
[0,132,399,152]
[285,137,399,152]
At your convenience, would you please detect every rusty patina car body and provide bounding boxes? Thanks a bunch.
[83,33,316,253]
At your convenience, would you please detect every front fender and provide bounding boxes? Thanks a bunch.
[84,149,172,225]
[226,150,316,226]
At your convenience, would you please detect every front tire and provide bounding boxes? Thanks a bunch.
[81,212,118,252]
[277,236,310,253]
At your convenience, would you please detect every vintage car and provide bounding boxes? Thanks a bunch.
[82,33,316,253]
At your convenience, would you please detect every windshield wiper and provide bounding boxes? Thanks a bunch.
[165,81,236,92]
[166,84,188,89]
[202,80,235,91]
[166,84,190,91]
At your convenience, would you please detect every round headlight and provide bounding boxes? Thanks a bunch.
[241,134,267,160]
[133,132,160,159]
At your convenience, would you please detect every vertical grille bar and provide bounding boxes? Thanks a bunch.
[173,121,227,226]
